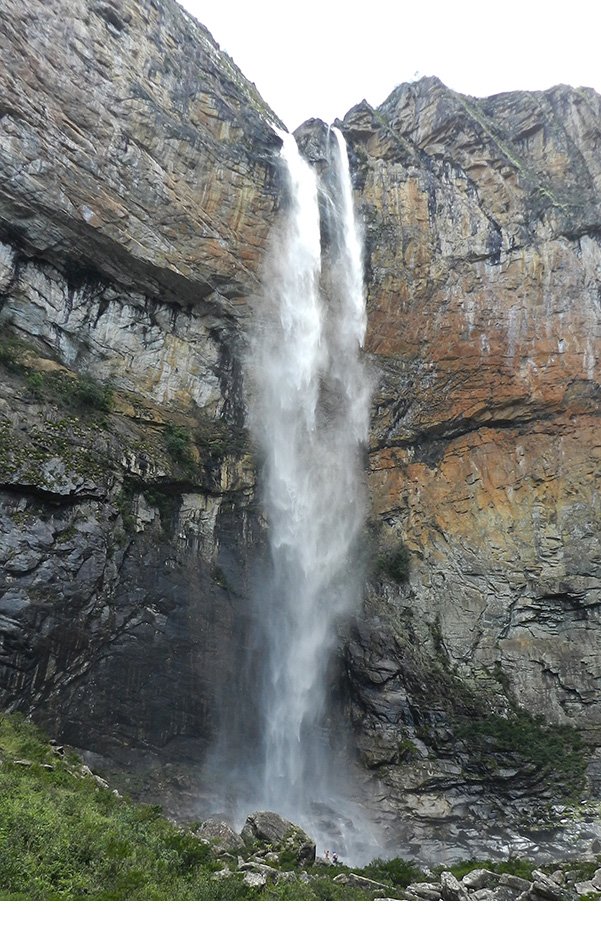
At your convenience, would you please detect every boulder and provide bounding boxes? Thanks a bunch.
[531,869,569,900]
[440,871,469,901]
[406,881,442,900]
[574,881,599,896]
[237,860,278,882]
[470,888,496,901]
[242,871,267,889]
[198,818,245,854]
[462,868,500,891]
[241,811,293,845]
[499,873,532,893]
[241,811,315,866]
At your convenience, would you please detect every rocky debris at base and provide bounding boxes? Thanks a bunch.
[402,865,601,901]
[193,808,601,901]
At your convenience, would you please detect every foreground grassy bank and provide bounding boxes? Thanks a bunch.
[0,713,599,901]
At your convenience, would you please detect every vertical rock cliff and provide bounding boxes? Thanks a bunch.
[0,0,283,793]
[337,78,601,854]
[1,0,600,858]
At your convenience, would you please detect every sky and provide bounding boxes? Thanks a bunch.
[179,0,601,131]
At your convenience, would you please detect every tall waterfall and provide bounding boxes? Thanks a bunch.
[246,126,373,854]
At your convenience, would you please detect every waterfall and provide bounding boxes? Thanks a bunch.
[245,126,373,856]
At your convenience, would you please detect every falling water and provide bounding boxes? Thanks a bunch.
[245,127,373,855]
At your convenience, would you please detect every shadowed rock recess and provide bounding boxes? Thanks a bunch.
[0,0,600,864]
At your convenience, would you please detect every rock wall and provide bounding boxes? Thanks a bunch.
[1,0,600,856]
[0,0,281,785]
[337,78,601,848]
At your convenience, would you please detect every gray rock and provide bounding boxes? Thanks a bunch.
[499,873,532,893]
[199,818,245,854]
[238,861,278,882]
[241,810,294,845]
[241,811,315,866]
[470,889,496,901]
[516,888,534,901]
[496,885,532,901]
[592,868,601,890]
[440,870,469,901]
[531,869,569,900]
[462,868,500,891]
[242,871,267,889]
[406,882,442,900]
[575,880,599,896]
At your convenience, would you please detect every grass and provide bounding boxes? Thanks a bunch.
[0,714,244,900]
[0,714,390,901]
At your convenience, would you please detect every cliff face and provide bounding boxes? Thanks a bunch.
[339,81,601,834]
[0,0,281,783]
[1,0,600,857]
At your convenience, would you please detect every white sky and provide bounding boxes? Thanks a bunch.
[179,0,601,132]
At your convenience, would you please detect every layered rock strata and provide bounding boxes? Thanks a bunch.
[335,79,601,851]
[0,0,281,780]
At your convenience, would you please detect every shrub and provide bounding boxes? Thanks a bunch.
[163,423,194,467]
[0,335,24,371]
[24,370,114,413]
[358,856,423,888]
[377,541,410,583]
[456,710,589,799]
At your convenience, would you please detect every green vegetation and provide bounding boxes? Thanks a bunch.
[163,423,194,467]
[0,329,113,413]
[377,541,410,584]
[358,856,423,888]
[115,484,137,535]
[143,486,181,535]
[193,412,249,464]
[28,371,114,413]
[0,333,24,371]
[162,414,248,477]
[0,415,111,491]
[440,857,537,882]
[456,710,589,799]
